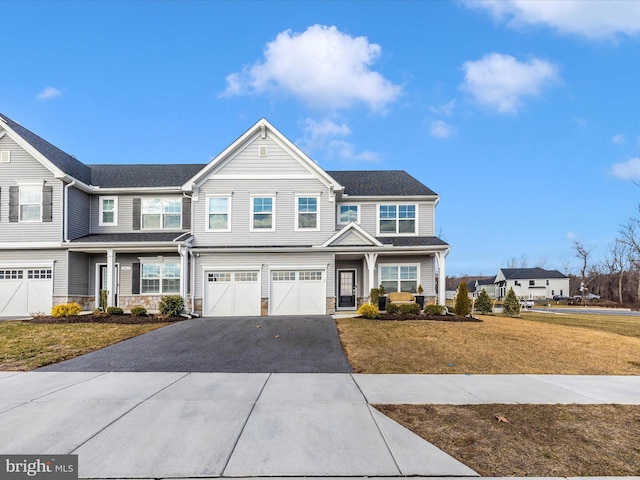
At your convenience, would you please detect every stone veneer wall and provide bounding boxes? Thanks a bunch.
[52,296,94,312]
[118,295,164,311]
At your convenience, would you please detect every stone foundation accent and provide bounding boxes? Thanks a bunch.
[326,297,336,315]
[52,296,94,312]
[261,298,269,316]
[118,295,165,312]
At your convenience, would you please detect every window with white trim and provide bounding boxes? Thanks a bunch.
[208,272,231,282]
[379,204,416,234]
[207,197,230,231]
[380,265,418,293]
[27,269,52,279]
[296,196,319,229]
[142,198,181,229]
[300,271,323,281]
[99,197,117,226]
[272,271,296,281]
[235,272,258,282]
[141,262,180,294]
[252,197,274,230]
[0,269,23,280]
[338,205,359,224]
[20,186,42,222]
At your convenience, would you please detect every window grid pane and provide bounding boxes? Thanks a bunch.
[339,205,358,223]
[208,198,229,230]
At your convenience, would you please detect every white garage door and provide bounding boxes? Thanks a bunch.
[0,268,53,316]
[270,270,326,315]
[204,271,261,317]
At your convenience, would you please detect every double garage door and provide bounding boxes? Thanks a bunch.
[204,269,325,316]
[0,268,53,316]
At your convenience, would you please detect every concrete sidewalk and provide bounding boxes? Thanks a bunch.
[0,372,639,479]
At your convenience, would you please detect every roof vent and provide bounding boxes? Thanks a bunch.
[0,150,10,163]
[259,145,268,157]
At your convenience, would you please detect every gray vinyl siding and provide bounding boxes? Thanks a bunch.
[217,136,312,176]
[193,178,335,247]
[68,252,90,295]
[194,251,334,299]
[0,249,68,295]
[0,134,63,242]
[67,187,90,240]
[90,194,186,234]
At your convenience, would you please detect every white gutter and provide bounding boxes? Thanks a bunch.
[63,180,76,242]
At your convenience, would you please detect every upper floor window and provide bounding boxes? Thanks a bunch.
[296,196,319,230]
[252,197,274,230]
[379,204,416,234]
[207,196,230,231]
[338,205,359,224]
[19,186,42,222]
[99,196,117,226]
[142,198,181,229]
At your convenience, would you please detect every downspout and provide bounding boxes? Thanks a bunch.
[189,250,198,316]
[63,180,76,242]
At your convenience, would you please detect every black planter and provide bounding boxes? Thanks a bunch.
[378,296,387,311]
[415,295,425,309]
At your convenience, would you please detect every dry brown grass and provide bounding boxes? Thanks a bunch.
[0,321,168,371]
[378,403,640,476]
[336,315,640,374]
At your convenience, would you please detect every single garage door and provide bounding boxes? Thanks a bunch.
[0,268,53,316]
[204,271,261,316]
[270,270,326,315]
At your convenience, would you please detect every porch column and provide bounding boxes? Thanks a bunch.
[364,253,378,300]
[435,251,447,305]
[106,249,115,307]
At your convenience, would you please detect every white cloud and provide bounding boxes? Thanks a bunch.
[36,86,62,100]
[611,157,640,180]
[327,140,380,163]
[465,0,640,40]
[460,53,559,114]
[612,133,626,145]
[430,120,457,139]
[566,232,577,241]
[297,117,379,163]
[429,99,456,116]
[220,24,402,112]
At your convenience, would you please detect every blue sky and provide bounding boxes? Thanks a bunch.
[3,0,640,276]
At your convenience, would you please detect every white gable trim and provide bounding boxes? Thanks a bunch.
[0,117,66,178]
[321,222,384,248]
[182,118,344,193]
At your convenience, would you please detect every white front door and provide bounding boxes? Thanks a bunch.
[204,271,261,317]
[270,270,326,315]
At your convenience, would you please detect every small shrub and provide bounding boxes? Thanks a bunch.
[52,302,82,317]
[99,289,107,312]
[424,304,445,316]
[503,287,521,317]
[378,284,385,296]
[386,303,400,314]
[399,303,421,315]
[369,288,380,306]
[475,288,493,314]
[106,306,124,315]
[130,306,148,317]
[159,295,184,317]
[358,303,380,319]
[455,281,472,316]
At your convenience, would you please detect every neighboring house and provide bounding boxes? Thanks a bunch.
[494,268,569,300]
[0,113,450,317]
[467,277,496,299]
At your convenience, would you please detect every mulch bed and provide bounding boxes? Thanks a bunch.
[377,313,482,322]
[24,314,186,324]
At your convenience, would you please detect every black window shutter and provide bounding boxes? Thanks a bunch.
[131,263,141,294]
[182,197,191,230]
[132,198,141,230]
[42,185,53,222]
[9,186,18,222]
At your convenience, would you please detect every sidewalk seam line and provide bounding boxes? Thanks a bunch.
[67,371,191,455]
[220,372,271,476]
[365,403,403,475]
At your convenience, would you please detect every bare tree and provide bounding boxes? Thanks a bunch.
[505,255,529,269]
[603,239,631,303]
[618,211,640,305]
[535,257,547,268]
[573,240,593,305]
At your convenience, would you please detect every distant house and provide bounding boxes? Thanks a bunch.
[495,268,569,300]
[467,277,496,299]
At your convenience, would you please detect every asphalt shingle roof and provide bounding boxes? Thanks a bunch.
[0,112,92,184]
[500,267,568,280]
[327,170,437,197]
[377,236,449,247]
[71,232,189,243]
[89,164,206,188]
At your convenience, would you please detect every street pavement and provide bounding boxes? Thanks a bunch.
[1,372,639,479]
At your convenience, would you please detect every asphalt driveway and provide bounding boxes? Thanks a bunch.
[39,315,352,373]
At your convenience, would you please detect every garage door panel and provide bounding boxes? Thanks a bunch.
[0,268,52,316]
[205,271,260,317]
[270,270,325,316]
[0,280,28,316]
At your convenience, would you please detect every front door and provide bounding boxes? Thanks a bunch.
[338,270,356,309]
